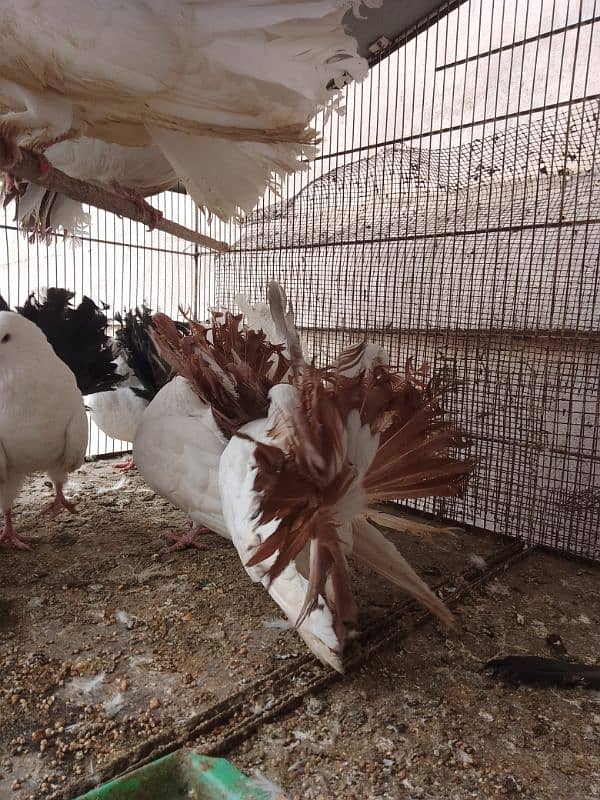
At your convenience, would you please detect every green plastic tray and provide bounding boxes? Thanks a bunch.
[75,750,273,799]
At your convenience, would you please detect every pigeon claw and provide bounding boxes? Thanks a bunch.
[43,485,77,518]
[0,511,32,550]
[162,524,212,553]
[0,531,32,550]
[115,456,135,471]
[110,182,163,231]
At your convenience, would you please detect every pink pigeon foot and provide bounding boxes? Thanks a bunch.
[162,523,213,553]
[42,484,77,518]
[110,181,163,230]
[0,510,31,550]
[115,456,135,471]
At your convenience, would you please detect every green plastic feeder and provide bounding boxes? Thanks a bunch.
[76,750,274,799]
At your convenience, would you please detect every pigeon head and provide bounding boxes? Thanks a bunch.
[0,311,53,362]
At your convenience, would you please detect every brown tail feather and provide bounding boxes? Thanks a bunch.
[243,357,472,654]
[151,311,289,438]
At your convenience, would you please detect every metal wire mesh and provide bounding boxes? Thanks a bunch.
[210,0,600,559]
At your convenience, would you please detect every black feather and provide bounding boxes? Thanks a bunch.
[0,294,10,312]
[17,288,125,395]
[114,306,188,401]
[486,655,600,689]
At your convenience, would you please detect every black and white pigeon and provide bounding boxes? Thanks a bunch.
[86,305,187,470]
[0,311,88,549]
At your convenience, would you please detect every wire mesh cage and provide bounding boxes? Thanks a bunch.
[211,0,600,560]
[0,0,597,559]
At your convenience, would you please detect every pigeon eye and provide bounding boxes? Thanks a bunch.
[1,333,10,343]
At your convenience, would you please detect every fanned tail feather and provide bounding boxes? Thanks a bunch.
[267,281,304,372]
[234,294,280,345]
[152,311,290,437]
[16,288,123,394]
[114,306,186,401]
[245,354,474,654]
[351,517,453,626]
[364,401,473,501]
[367,509,461,538]
[333,341,389,377]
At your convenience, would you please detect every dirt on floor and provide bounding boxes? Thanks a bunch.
[0,458,598,800]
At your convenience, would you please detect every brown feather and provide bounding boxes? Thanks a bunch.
[246,356,474,651]
[151,311,290,437]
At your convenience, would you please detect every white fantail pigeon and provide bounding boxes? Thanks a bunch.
[217,285,474,670]
[0,311,88,549]
[137,305,291,551]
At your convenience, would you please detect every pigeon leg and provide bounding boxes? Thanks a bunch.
[42,483,76,518]
[0,123,22,171]
[162,522,213,553]
[110,181,163,230]
[115,456,135,471]
[0,123,50,177]
[0,510,31,550]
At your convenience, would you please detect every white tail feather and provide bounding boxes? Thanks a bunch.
[263,569,343,673]
[352,517,453,626]
[14,184,90,240]
[267,282,303,368]
[367,509,461,538]
[234,294,281,344]
[148,126,308,221]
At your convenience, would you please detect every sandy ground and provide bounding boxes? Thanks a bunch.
[0,459,598,800]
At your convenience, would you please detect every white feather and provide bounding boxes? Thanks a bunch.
[249,771,289,800]
[0,1,380,222]
[234,294,282,346]
[218,413,343,672]
[133,377,230,538]
[0,311,88,529]
[85,355,148,444]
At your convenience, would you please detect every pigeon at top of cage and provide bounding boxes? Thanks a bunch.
[0,0,381,244]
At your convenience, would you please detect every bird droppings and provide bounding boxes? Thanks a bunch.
[114,610,135,629]
[468,553,487,571]
[0,459,598,800]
